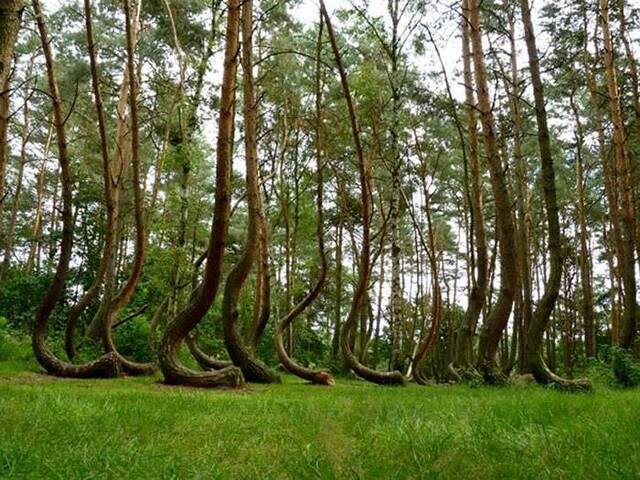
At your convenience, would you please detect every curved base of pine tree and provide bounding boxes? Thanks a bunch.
[275,329,334,386]
[412,368,430,385]
[113,352,156,376]
[447,362,482,383]
[186,334,233,370]
[159,343,246,388]
[344,347,406,385]
[33,338,122,378]
[103,334,156,376]
[529,353,592,392]
[351,362,406,385]
[224,312,280,384]
[230,352,281,384]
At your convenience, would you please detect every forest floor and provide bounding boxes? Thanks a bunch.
[0,360,639,479]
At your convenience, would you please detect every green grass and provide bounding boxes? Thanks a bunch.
[1,361,639,479]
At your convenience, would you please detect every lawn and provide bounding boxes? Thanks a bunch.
[0,361,639,479]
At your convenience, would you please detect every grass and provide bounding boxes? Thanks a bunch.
[1,360,639,479]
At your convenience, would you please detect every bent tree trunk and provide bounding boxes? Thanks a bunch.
[65,0,117,361]
[321,0,405,386]
[97,0,155,376]
[520,0,591,391]
[275,16,333,386]
[31,0,121,378]
[451,5,488,379]
[221,0,279,384]
[158,0,245,388]
[410,165,442,385]
[467,0,518,384]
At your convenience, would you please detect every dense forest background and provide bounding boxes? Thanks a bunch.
[1,0,640,389]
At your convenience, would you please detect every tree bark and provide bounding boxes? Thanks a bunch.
[451,3,488,378]
[220,0,279,384]
[467,0,518,383]
[321,0,405,385]
[520,0,591,390]
[31,0,121,378]
[0,1,24,242]
[158,0,245,388]
[599,0,637,351]
[275,16,333,385]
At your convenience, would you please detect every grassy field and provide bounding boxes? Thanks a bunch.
[1,361,639,479]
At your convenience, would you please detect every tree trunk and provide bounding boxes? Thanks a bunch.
[599,0,637,351]
[451,2,488,378]
[275,16,333,385]
[321,0,405,385]
[467,0,518,383]
[570,91,596,358]
[220,0,279,384]
[520,0,591,390]
[30,0,121,378]
[64,0,117,360]
[0,1,24,241]
[158,0,245,388]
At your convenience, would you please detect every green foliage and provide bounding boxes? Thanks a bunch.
[112,317,154,363]
[611,347,640,387]
[0,271,55,331]
[0,318,31,364]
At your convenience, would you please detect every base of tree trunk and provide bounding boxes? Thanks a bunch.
[448,362,482,383]
[186,334,233,370]
[275,337,334,386]
[34,346,122,379]
[529,353,592,392]
[162,362,245,388]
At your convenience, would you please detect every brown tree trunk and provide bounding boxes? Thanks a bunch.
[1,95,29,277]
[321,0,405,385]
[0,1,24,241]
[451,3,488,378]
[30,0,121,378]
[158,0,245,388]
[600,0,637,351]
[25,124,52,274]
[570,91,596,358]
[520,0,591,390]
[64,0,117,360]
[97,0,155,375]
[221,0,279,384]
[275,16,333,385]
[467,0,518,383]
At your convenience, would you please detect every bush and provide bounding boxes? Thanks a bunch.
[611,346,640,387]
[112,316,155,362]
[0,317,32,362]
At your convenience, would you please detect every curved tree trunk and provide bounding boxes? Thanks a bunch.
[30,0,121,378]
[468,0,518,384]
[98,0,155,376]
[275,16,333,386]
[65,0,117,361]
[321,0,406,386]
[158,0,245,388]
[520,0,591,391]
[221,0,279,384]
[411,158,442,385]
[451,5,488,379]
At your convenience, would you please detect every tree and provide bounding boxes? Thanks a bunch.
[519,0,591,390]
[158,0,245,388]
[467,0,519,383]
